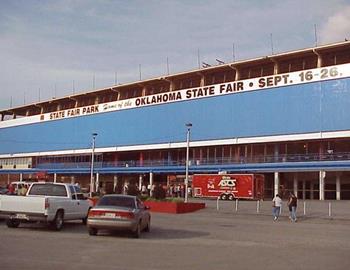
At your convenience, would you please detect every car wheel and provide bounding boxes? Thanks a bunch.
[50,211,64,231]
[88,227,98,236]
[6,219,20,228]
[144,218,151,232]
[133,222,141,238]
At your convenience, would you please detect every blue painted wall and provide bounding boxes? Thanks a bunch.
[1,78,350,155]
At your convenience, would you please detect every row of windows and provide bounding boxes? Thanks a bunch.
[0,157,32,166]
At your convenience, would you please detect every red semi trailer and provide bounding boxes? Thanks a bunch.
[192,174,264,200]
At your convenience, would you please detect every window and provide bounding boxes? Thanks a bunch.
[29,184,68,197]
[98,196,136,208]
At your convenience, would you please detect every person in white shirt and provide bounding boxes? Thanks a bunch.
[272,194,282,221]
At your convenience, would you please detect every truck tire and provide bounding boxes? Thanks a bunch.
[50,211,64,231]
[228,194,235,201]
[6,219,20,228]
[220,194,228,200]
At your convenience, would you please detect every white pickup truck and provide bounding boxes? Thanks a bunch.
[0,182,91,230]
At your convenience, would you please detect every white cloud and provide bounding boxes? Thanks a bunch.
[320,6,350,43]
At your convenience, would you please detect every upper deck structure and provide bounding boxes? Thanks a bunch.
[1,41,350,200]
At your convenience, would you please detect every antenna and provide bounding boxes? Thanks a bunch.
[139,64,142,80]
[166,57,170,75]
[232,43,235,62]
[314,24,318,46]
[197,48,201,69]
[270,33,274,55]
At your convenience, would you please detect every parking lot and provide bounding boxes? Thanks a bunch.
[1,200,350,270]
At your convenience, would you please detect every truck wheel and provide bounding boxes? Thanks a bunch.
[220,194,228,200]
[50,211,64,231]
[228,194,235,201]
[6,219,20,228]
[88,227,98,236]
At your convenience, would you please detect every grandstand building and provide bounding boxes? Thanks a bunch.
[1,41,350,200]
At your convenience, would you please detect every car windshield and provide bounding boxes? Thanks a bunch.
[98,196,135,208]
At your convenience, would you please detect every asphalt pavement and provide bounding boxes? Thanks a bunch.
[0,199,350,270]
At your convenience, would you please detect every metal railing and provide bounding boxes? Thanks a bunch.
[214,199,350,220]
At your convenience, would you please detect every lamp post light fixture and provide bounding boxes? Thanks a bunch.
[185,123,192,203]
[90,133,98,197]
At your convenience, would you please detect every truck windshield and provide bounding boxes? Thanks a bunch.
[29,184,67,197]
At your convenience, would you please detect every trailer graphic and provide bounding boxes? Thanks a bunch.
[192,174,264,200]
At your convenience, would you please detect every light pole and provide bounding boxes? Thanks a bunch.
[90,133,98,197]
[185,123,192,203]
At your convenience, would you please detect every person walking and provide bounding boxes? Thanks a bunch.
[272,194,282,221]
[288,192,298,222]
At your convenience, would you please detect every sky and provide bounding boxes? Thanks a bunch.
[0,0,350,110]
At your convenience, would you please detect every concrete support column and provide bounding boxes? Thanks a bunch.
[310,181,314,200]
[54,173,57,183]
[70,176,75,184]
[139,175,143,191]
[293,173,298,196]
[95,173,100,193]
[274,144,279,162]
[142,86,147,96]
[169,81,175,91]
[319,170,325,200]
[149,172,154,197]
[274,172,280,197]
[336,174,341,200]
[113,175,118,193]
[139,152,144,166]
[199,74,205,87]
[19,173,23,182]
[273,60,279,75]
[302,180,306,200]
[233,67,240,81]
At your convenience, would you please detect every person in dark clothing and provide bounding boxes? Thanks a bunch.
[288,192,298,222]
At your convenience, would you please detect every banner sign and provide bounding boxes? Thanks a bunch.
[1,63,350,128]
